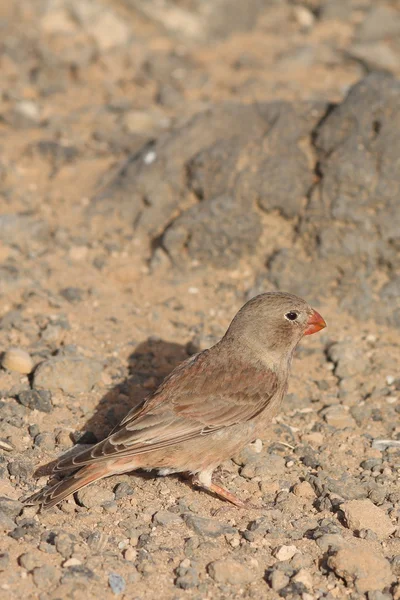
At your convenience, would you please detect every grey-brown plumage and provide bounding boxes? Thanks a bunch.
[26,292,326,509]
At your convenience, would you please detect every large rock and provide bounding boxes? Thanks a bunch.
[93,73,400,327]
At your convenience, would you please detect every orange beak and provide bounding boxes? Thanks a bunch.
[304,309,326,336]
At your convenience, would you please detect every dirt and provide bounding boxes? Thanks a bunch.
[0,1,400,599]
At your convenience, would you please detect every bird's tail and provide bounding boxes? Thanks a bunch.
[24,463,114,510]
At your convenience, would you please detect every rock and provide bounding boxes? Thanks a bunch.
[292,568,313,590]
[153,511,182,526]
[19,551,42,571]
[328,546,393,593]
[183,514,236,538]
[292,481,316,499]
[76,486,115,509]
[356,6,400,42]
[341,499,396,539]
[0,552,9,570]
[108,572,126,595]
[268,570,290,591]
[33,357,102,394]
[321,405,356,429]
[123,548,137,562]
[0,510,16,531]
[2,348,33,374]
[17,389,53,413]
[86,12,130,51]
[207,558,254,585]
[60,287,84,303]
[0,496,23,518]
[32,565,60,588]
[348,43,400,74]
[273,545,299,561]
[163,194,262,269]
[327,342,367,379]
[240,453,285,479]
[0,214,50,249]
[175,565,199,589]
[114,482,134,500]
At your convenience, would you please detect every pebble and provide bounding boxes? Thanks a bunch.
[292,568,313,590]
[292,481,316,499]
[123,548,137,562]
[274,545,299,561]
[207,558,254,585]
[328,545,393,593]
[153,511,182,526]
[87,12,130,51]
[175,566,199,589]
[114,482,134,500]
[34,432,56,451]
[108,572,126,595]
[269,570,290,591]
[2,348,33,374]
[183,514,236,538]
[341,499,396,539]
[17,389,53,412]
[0,497,24,518]
[76,486,115,509]
[32,565,60,588]
[0,552,9,570]
[322,405,356,429]
[33,356,103,394]
[240,453,285,479]
[19,551,42,571]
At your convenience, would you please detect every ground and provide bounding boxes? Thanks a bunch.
[0,1,400,599]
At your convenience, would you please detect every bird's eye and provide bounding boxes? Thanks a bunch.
[285,311,298,321]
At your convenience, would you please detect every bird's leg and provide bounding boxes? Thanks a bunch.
[192,471,248,508]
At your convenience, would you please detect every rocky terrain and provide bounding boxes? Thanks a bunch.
[0,1,400,599]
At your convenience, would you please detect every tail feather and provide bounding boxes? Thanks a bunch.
[25,464,112,510]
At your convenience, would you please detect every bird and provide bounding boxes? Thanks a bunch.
[25,291,326,509]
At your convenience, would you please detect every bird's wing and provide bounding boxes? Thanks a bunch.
[55,349,279,471]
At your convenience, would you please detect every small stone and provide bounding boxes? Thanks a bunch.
[274,545,299,561]
[124,548,137,562]
[269,570,290,591]
[34,357,103,395]
[341,499,395,539]
[183,514,236,538]
[0,552,9,570]
[292,568,313,590]
[322,405,356,429]
[76,486,114,509]
[207,559,254,585]
[19,552,41,571]
[2,348,33,374]
[62,558,82,568]
[108,572,126,595]
[114,482,134,500]
[0,496,24,518]
[17,389,53,413]
[153,511,182,526]
[328,546,393,593]
[175,566,199,589]
[293,481,316,499]
[34,432,56,451]
[32,565,60,588]
[87,12,130,51]
[60,287,84,303]
[0,510,16,531]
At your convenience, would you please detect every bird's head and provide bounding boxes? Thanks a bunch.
[225,291,326,359]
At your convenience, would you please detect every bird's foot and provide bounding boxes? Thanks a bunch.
[192,476,259,510]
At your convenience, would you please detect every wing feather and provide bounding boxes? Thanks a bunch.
[55,349,279,471]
